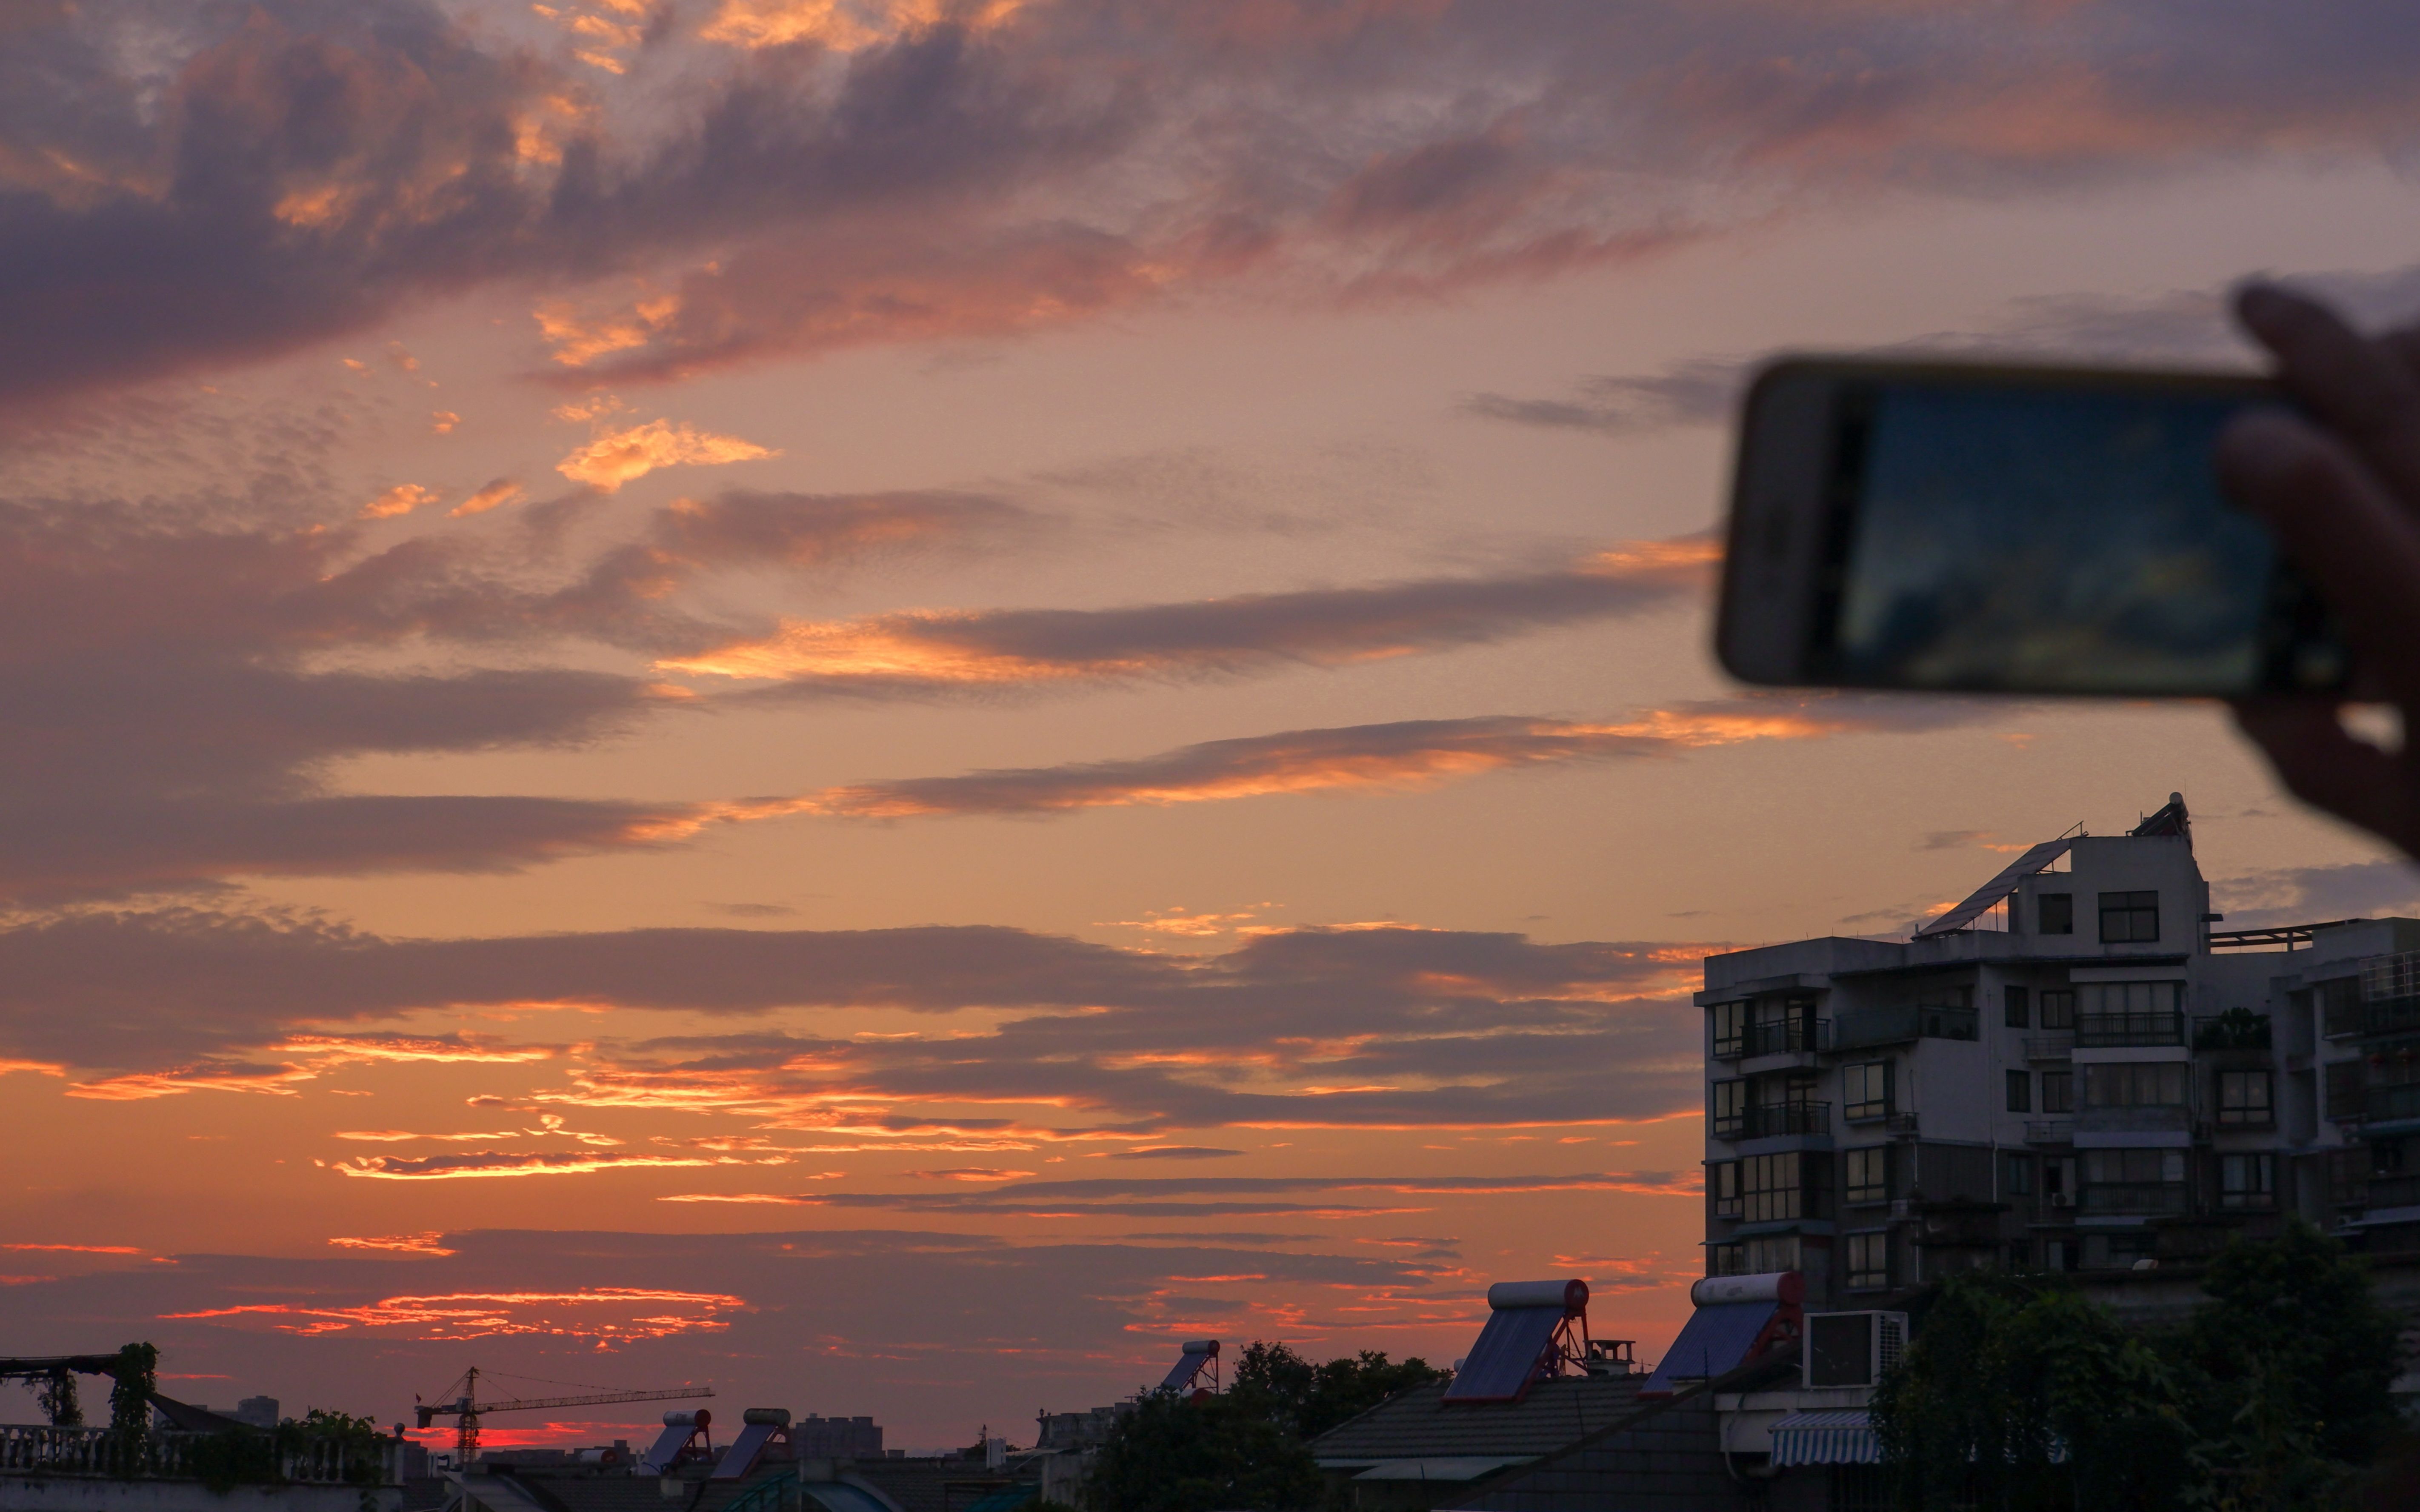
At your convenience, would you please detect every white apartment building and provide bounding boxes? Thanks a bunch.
[1697,793,2420,1306]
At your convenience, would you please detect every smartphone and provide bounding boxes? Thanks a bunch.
[1717,357,2351,696]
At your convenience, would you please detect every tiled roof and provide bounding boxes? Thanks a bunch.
[1308,1375,1646,1463]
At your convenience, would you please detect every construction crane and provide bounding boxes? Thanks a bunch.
[414,1367,713,1464]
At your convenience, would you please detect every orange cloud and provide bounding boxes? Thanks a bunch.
[329,1149,791,1180]
[657,539,1706,685]
[907,1167,1037,1181]
[360,484,438,519]
[0,1058,64,1077]
[429,411,460,434]
[2,1243,142,1255]
[700,0,1027,51]
[328,1232,458,1256]
[68,1064,317,1100]
[450,477,527,517]
[160,1287,745,1341]
[557,419,778,492]
[276,1034,555,1066]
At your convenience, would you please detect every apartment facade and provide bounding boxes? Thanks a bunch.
[1697,794,2420,1305]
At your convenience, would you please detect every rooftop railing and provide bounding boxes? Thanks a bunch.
[2076,1010,2184,1048]
[0,1426,400,1485]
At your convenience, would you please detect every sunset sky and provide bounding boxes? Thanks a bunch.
[6,0,2420,1454]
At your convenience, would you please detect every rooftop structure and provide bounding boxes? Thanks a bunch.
[1697,792,2420,1301]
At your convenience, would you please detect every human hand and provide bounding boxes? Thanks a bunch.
[2216,282,2420,860]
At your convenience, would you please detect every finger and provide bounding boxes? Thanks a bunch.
[2235,282,2420,519]
[2378,325,2420,389]
[2233,699,2414,852]
[2217,409,2420,705]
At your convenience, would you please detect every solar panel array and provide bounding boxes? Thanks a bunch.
[1439,1305,1566,1404]
[1913,837,2071,937]
[1158,1340,1219,1392]
[639,1411,710,1474]
[1637,1300,1778,1395]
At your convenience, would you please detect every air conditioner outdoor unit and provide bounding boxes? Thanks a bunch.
[2049,1191,2073,1208]
[1803,1311,1908,1389]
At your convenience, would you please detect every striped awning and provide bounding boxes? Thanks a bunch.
[1770,1409,1877,1466]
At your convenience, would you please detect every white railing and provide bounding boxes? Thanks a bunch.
[0,1425,402,1485]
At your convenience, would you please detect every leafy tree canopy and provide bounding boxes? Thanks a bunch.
[1082,1388,1323,1512]
[1875,1221,2402,1512]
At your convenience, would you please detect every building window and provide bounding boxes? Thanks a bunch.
[2040,989,2076,1030]
[1844,1061,1892,1121]
[2220,1153,2275,1210]
[2006,1070,2031,1113]
[1707,1243,1744,1277]
[2325,1061,2365,1121]
[2083,1061,2188,1108]
[2217,1070,2273,1127]
[1845,1146,1889,1205]
[2329,1147,2371,1207]
[2040,893,2074,934]
[1711,1078,1746,1138]
[1744,1233,1801,1275]
[2004,985,2030,1028]
[2083,1149,2186,1216]
[2084,1148,2186,1187]
[2045,1157,2073,1203]
[1711,1161,1740,1219]
[2002,1150,2034,1197]
[2099,890,2160,943]
[1711,1001,1748,1058]
[1741,1151,1818,1224]
[2041,1069,2074,1113]
[2318,977,2362,1037]
[1845,1231,1889,1290]
[2081,1231,2158,1269]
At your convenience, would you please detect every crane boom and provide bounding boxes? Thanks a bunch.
[413,1368,712,1464]
[438,1387,711,1415]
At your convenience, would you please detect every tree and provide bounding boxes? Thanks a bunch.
[1226,1342,1451,1441]
[1083,1389,1323,1512]
[2183,1219,2402,1473]
[107,1341,157,1471]
[1874,1224,2404,1511]
[36,1369,81,1427]
[1873,1273,2195,1511]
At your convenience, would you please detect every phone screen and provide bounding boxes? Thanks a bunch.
[1809,380,2346,694]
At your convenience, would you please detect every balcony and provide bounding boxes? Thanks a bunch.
[2364,996,2420,1037]
[2081,1182,2190,1215]
[2023,1036,2074,1061]
[1830,1004,1979,1051]
[2076,1104,2192,1138]
[2192,1010,2272,1052]
[2076,1010,2184,1048]
[2023,1120,2074,1144]
[2364,1082,2420,1129]
[2360,1174,2420,1212]
[1743,1018,1828,1058]
[1736,1101,1830,1139]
